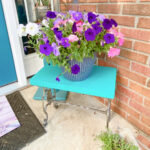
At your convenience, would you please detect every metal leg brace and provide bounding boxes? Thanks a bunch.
[42,88,112,128]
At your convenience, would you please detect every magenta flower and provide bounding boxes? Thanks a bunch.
[108,48,120,58]
[40,43,53,56]
[71,64,80,74]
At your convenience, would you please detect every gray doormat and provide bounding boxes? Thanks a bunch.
[0,91,46,150]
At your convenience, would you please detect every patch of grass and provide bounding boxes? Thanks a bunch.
[96,131,139,150]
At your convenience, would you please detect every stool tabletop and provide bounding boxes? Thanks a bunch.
[30,65,117,99]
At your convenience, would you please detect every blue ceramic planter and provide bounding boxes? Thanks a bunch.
[62,55,97,81]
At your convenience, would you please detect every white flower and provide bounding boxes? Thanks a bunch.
[42,19,49,27]
[18,24,27,37]
[26,22,39,36]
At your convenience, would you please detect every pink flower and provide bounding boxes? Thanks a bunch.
[109,28,118,36]
[76,20,84,33]
[108,48,120,58]
[68,34,79,42]
[118,38,124,46]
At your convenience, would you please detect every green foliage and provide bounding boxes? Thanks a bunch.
[97,131,139,150]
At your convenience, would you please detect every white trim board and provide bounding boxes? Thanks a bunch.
[1,0,27,89]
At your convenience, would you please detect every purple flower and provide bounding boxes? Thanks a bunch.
[61,38,70,48]
[83,13,88,22]
[71,64,80,74]
[53,28,59,34]
[53,18,62,26]
[52,42,60,56]
[72,22,77,33]
[102,19,112,30]
[97,14,105,21]
[92,23,102,35]
[69,10,76,16]
[88,12,97,24]
[111,19,118,27]
[56,77,60,82]
[103,33,115,44]
[72,12,83,21]
[40,43,53,56]
[46,11,56,19]
[85,28,96,41]
[43,37,49,44]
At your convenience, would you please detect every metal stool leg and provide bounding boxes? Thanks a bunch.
[106,99,111,128]
[42,88,53,127]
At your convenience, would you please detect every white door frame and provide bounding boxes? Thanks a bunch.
[0,0,27,95]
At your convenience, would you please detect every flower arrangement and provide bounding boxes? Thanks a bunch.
[18,10,124,81]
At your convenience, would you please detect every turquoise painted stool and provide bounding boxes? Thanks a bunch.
[30,65,117,127]
[33,59,68,101]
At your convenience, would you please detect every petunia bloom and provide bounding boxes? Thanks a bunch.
[102,19,112,30]
[85,28,96,41]
[52,42,60,56]
[72,22,77,33]
[68,34,79,42]
[92,23,102,35]
[46,11,56,19]
[97,14,105,21]
[118,38,124,46]
[40,43,53,56]
[108,48,120,58]
[71,64,80,74]
[111,19,118,27]
[103,33,115,44]
[18,24,27,37]
[26,23,39,36]
[43,36,49,44]
[88,12,97,24]
[56,77,60,82]
[72,12,83,21]
[42,19,49,27]
[61,38,71,48]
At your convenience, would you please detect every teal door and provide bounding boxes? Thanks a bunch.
[0,0,17,87]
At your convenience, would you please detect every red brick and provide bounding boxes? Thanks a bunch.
[107,56,130,69]
[111,103,127,118]
[117,75,128,86]
[140,0,150,1]
[123,4,150,16]
[98,4,121,14]
[97,53,106,59]
[118,67,147,85]
[141,116,150,127]
[130,81,150,99]
[144,98,150,108]
[117,84,143,104]
[96,97,105,104]
[120,28,150,42]
[120,49,148,64]
[60,0,72,3]
[98,59,116,68]
[79,0,107,2]
[138,142,147,150]
[116,91,129,103]
[79,5,97,12]
[109,15,135,27]
[138,18,150,29]
[131,62,150,77]
[134,41,150,54]
[130,100,150,116]
[137,135,150,149]
[60,4,79,11]
[127,115,150,135]
[116,101,140,119]
[111,0,136,1]
[147,79,150,88]
[122,39,132,49]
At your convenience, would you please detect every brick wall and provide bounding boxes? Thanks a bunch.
[60,0,150,149]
